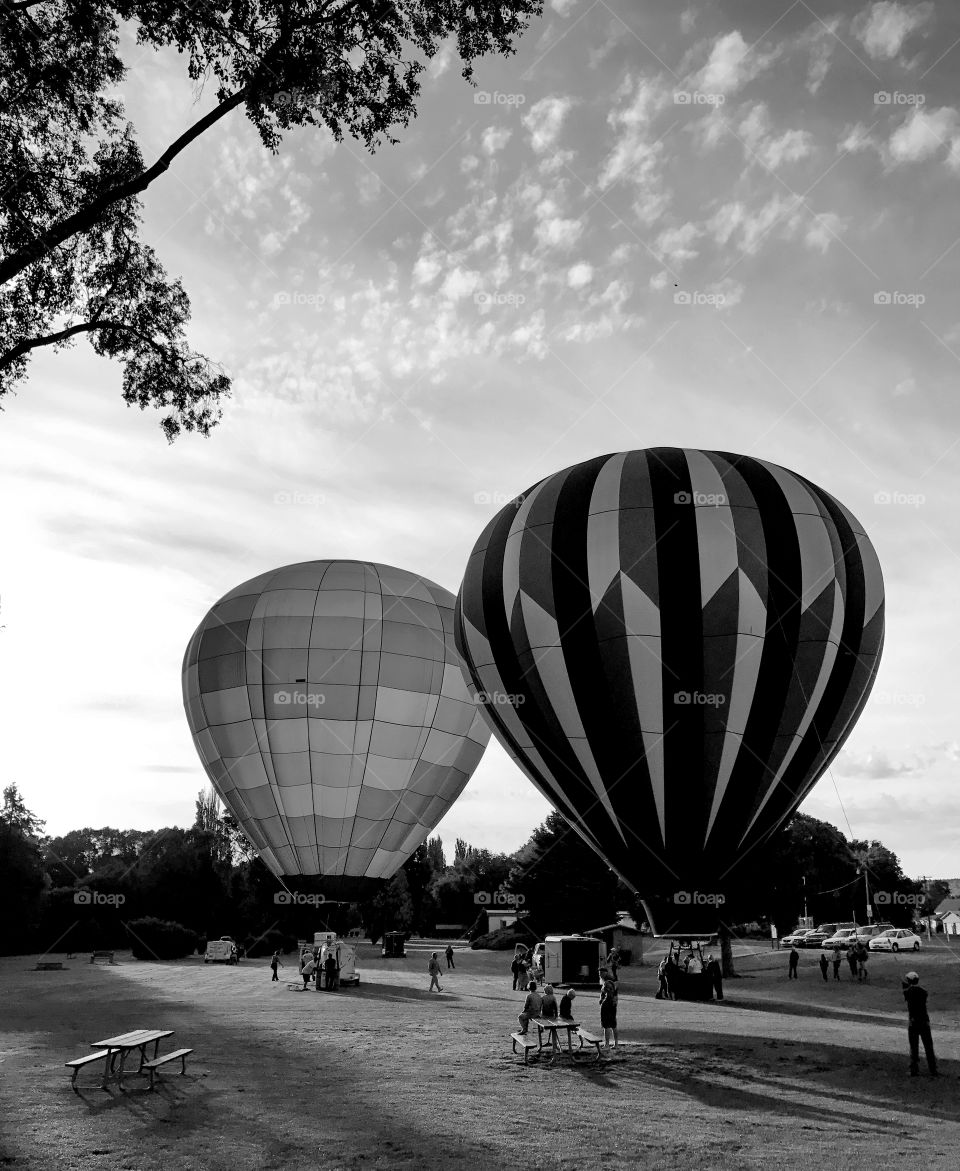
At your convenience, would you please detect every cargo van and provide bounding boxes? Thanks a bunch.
[204,937,238,964]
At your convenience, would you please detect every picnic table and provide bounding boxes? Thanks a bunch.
[532,1017,581,1063]
[89,1029,175,1090]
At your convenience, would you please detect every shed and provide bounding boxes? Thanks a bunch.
[582,913,644,964]
[485,909,519,933]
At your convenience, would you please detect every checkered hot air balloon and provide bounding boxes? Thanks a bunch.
[183,560,490,894]
[454,450,884,936]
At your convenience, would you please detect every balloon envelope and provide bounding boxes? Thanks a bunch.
[455,449,884,935]
[183,560,490,885]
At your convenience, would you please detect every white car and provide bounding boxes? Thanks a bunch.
[869,929,922,953]
[781,929,815,948]
[823,929,859,950]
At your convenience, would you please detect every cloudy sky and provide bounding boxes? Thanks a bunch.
[3,0,959,879]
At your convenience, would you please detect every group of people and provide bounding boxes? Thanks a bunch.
[515,962,620,1051]
[288,943,342,990]
[509,945,542,990]
[787,941,870,982]
[655,947,723,1001]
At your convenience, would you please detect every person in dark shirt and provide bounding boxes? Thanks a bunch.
[540,985,559,1019]
[559,989,577,1019]
[788,947,799,978]
[903,972,938,1076]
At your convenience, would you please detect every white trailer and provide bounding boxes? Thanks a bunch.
[312,931,360,986]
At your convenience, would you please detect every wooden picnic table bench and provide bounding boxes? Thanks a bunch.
[90,950,115,964]
[510,1031,541,1064]
[575,1027,606,1063]
[142,1048,193,1090]
[65,1051,111,1092]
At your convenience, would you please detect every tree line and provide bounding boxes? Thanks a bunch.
[0,781,941,959]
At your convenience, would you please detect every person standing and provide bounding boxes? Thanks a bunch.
[445,943,455,970]
[857,942,868,983]
[301,954,317,990]
[656,956,671,999]
[819,948,830,982]
[270,951,283,982]
[903,972,938,1077]
[511,953,521,990]
[847,943,858,979]
[788,947,800,979]
[599,971,618,1050]
[607,946,620,982]
[832,947,842,981]
[428,951,444,992]
[706,954,723,1001]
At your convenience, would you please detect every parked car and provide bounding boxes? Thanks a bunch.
[781,929,816,948]
[823,928,859,950]
[869,929,922,952]
[802,922,856,948]
[853,923,894,943]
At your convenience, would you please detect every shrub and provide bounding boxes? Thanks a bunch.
[125,917,198,960]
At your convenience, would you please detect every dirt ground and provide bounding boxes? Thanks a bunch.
[2,937,959,1170]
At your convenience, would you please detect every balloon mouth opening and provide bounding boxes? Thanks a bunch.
[641,897,725,940]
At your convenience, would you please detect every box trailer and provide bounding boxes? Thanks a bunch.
[312,931,360,986]
[542,935,605,985]
[204,938,238,965]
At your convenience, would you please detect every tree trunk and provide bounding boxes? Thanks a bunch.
[720,925,738,978]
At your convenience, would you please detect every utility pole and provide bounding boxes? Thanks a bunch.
[802,875,808,923]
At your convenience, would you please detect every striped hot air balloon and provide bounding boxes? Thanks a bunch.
[183,560,490,895]
[454,449,884,936]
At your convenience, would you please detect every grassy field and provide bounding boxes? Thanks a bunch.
[2,937,960,1170]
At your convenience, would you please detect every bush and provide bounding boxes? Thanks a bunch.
[125,917,198,960]
[470,925,530,950]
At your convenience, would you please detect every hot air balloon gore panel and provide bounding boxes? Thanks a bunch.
[183,561,490,881]
[454,448,884,932]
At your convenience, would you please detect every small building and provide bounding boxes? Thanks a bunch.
[486,909,519,933]
[934,897,960,935]
[582,912,644,964]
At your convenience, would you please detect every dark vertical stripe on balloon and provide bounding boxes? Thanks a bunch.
[708,453,803,857]
[646,449,707,885]
[746,484,880,846]
[547,454,646,871]
[465,480,599,818]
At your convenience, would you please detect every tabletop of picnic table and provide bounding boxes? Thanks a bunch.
[92,1029,173,1048]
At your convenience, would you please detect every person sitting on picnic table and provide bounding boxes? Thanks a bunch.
[517,981,543,1034]
[559,989,577,1020]
[540,984,559,1019]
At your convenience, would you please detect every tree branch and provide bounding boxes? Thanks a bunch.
[0,86,249,288]
[0,317,189,372]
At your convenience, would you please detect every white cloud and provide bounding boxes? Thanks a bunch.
[887,106,960,165]
[804,212,846,254]
[680,8,696,35]
[535,214,583,250]
[657,222,701,265]
[804,19,839,94]
[481,126,513,155]
[695,30,781,97]
[440,266,481,301]
[567,262,594,289]
[839,122,877,154]
[852,1,933,61]
[549,0,579,14]
[523,95,574,153]
[737,103,814,170]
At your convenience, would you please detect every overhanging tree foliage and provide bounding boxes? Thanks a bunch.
[0,0,543,439]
